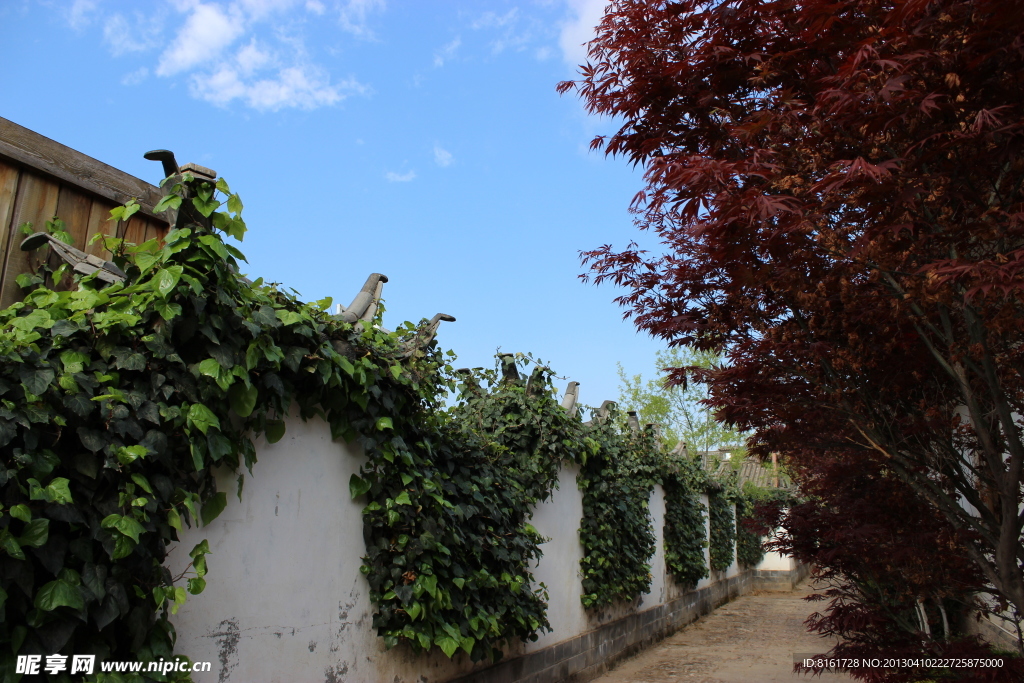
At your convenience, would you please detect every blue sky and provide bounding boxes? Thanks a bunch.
[1,0,670,411]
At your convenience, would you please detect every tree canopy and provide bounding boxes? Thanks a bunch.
[617,347,745,455]
[560,0,1024,628]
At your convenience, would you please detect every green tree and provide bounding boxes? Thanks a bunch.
[616,347,745,456]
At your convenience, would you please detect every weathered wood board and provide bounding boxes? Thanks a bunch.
[0,118,170,307]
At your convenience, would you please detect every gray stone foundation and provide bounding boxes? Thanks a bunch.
[450,564,814,683]
[754,561,810,591]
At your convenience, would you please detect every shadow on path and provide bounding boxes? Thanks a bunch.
[591,580,850,682]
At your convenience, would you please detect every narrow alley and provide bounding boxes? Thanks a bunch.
[593,581,850,682]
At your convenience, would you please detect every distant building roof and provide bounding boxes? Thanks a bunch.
[697,450,793,490]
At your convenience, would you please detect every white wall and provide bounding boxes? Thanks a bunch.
[526,464,587,651]
[694,494,714,591]
[168,416,483,683]
[168,416,793,681]
[757,551,795,572]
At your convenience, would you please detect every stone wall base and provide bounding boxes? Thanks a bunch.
[450,562,808,683]
[450,564,798,683]
[754,562,810,592]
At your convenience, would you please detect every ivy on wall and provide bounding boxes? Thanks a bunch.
[662,454,710,587]
[708,492,736,573]
[356,357,587,662]
[576,409,659,609]
[0,174,780,680]
[735,495,765,568]
[0,178,462,680]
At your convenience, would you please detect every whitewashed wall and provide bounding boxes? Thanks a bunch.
[168,415,794,682]
[167,416,485,683]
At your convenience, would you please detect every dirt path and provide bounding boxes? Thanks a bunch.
[592,581,851,682]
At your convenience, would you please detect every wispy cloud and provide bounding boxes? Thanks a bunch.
[433,37,461,68]
[471,8,518,30]
[189,39,366,110]
[433,144,453,168]
[157,3,246,77]
[120,67,149,86]
[103,11,166,57]
[469,7,545,56]
[97,0,371,112]
[385,170,416,182]
[559,0,610,66]
[66,0,98,30]
[339,0,386,38]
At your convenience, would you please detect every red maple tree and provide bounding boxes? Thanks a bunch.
[559,0,1024,625]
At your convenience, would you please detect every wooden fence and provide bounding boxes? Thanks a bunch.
[0,117,169,308]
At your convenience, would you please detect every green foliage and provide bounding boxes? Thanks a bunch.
[357,357,586,662]
[0,178,454,679]
[0,175,739,675]
[662,453,710,586]
[616,348,746,454]
[735,495,764,568]
[577,407,659,608]
[708,492,736,572]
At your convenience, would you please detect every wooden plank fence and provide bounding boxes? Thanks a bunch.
[0,117,169,307]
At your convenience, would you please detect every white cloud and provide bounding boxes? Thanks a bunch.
[385,170,416,182]
[235,39,272,75]
[559,0,610,66]
[339,0,386,38]
[157,3,246,77]
[100,0,370,111]
[469,7,539,56]
[433,37,461,68]
[121,67,149,86]
[66,0,98,30]
[190,54,364,111]
[433,144,453,168]
[103,12,165,55]
[471,8,518,30]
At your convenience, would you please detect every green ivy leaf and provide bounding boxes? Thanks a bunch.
[229,383,258,417]
[167,507,183,533]
[18,519,49,548]
[9,504,31,522]
[421,574,438,599]
[153,194,182,213]
[265,420,286,444]
[187,403,221,434]
[394,491,412,506]
[116,445,148,466]
[102,514,146,543]
[152,266,184,298]
[349,474,371,499]
[201,492,228,525]
[34,578,84,611]
[436,636,459,658]
[376,416,393,431]
[20,367,55,397]
[0,530,24,560]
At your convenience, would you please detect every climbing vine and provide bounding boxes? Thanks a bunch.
[662,454,710,587]
[708,491,736,572]
[735,495,765,568]
[356,355,587,662]
[0,172,773,679]
[0,175,457,680]
[576,408,659,608]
